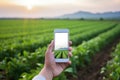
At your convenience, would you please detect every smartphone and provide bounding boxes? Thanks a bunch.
[54,29,69,62]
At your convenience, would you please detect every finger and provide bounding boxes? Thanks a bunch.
[68,52,72,57]
[68,47,72,51]
[67,61,71,65]
[69,41,72,46]
[47,40,54,52]
[64,61,71,67]
[60,62,70,69]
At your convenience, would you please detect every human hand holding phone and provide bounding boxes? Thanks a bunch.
[54,29,70,62]
[39,40,72,80]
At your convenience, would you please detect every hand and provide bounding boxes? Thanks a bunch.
[39,40,72,80]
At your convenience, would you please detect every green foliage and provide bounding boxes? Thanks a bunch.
[54,50,68,58]
[18,22,120,80]
[101,42,120,80]
[0,47,46,80]
[19,64,44,80]
[0,20,115,61]
[74,24,120,67]
[0,20,120,80]
[53,72,67,80]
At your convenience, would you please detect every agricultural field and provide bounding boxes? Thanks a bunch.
[0,19,120,80]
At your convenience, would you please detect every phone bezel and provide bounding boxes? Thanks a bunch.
[54,29,69,63]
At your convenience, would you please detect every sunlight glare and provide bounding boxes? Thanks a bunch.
[13,0,76,10]
[27,5,32,10]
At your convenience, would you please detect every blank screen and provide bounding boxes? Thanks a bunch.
[55,33,68,50]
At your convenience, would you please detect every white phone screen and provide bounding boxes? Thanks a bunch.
[55,33,68,50]
[54,32,68,59]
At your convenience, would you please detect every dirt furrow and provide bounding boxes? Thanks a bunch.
[69,37,120,80]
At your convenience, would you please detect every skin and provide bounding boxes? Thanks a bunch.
[39,40,72,80]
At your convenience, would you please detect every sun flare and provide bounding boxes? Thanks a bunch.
[14,0,36,10]
[13,0,75,10]
[27,4,33,10]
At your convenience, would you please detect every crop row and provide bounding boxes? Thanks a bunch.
[73,24,120,67]
[72,23,116,46]
[101,42,120,80]
[0,20,100,39]
[0,21,103,45]
[0,22,114,61]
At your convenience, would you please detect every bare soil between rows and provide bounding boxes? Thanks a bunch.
[68,37,120,80]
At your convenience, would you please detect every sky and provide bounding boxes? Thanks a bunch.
[0,0,120,18]
[55,33,68,50]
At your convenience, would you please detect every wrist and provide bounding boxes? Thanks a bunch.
[39,67,53,80]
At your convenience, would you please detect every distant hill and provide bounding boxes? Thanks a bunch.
[58,11,120,20]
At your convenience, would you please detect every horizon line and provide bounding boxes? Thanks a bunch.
[0,10,120,19]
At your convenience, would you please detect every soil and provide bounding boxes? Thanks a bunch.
[68,37,120,80]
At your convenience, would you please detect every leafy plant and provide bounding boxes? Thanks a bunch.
[101,42,120,80]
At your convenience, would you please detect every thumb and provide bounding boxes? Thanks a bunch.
[45,40,55,64]
[46,40,54,56]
